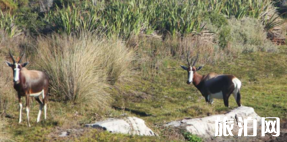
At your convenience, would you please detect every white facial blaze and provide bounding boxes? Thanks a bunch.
[14,63,20,82]
[188,71,193,83]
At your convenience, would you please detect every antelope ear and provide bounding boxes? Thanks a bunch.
[181,65,188,70]
[5,61,12,67]
[196,65,204,71]
[22,62,29,67]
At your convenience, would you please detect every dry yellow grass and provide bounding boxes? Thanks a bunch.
[35,33,133,111]
[0,33,16,142]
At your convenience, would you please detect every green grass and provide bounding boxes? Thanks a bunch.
[0,1,286,141]
[2,47,286,141]
[183,132,202,142]
[111,51,287,124]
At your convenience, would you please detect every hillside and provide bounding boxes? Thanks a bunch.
[0,0,287,141]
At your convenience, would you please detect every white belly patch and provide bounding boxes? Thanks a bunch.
[30,90,44,98]
[210,91,223,99]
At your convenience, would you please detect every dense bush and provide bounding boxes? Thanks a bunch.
[227,17,278,53]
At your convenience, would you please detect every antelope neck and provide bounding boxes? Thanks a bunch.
[192,72,203,87]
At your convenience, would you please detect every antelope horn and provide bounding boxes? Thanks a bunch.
[192,53,199,66]
[18,52,24,63]
[186,52,191,66]
[9,50,16,63]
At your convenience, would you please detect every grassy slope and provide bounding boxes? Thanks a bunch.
[112,48,287,123]
[3,46,287,141]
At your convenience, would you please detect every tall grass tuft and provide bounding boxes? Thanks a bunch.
[35,33,133,109]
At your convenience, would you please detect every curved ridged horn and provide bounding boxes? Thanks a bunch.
[9,50,16,63]
[192,54,199,66]
[18,52,24,63]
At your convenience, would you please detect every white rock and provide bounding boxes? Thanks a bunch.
[165,106,261,138]
[59,131,68,137]
[86,117,156,136]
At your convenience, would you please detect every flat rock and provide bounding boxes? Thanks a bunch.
[86,117,156,136]
[165,106,262,139]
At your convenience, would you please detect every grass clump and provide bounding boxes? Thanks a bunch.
[35,33,132,110]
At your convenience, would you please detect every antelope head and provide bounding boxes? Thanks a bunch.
[181,53,203,84]
[6,51,29,83]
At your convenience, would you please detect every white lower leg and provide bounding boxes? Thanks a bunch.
[37,104,43,123]
[26,107,30,127]
[19,103,22,123]
[44,104,47,120]
[207,95,214,104]
[210,98,214,104]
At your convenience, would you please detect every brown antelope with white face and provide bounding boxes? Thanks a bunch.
[181,54,242,107]
[6,51,49,127]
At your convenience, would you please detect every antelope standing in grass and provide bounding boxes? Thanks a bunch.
[180,54,242,107]
[6,51,49,127]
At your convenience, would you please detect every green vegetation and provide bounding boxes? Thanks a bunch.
[0,0,280,38]
[0,11,21,37]
[183,132,202,142]
[227,17,277,53]
[0,0,286,142]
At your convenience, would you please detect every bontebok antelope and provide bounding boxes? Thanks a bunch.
[180,54,242,107]
[6,51,49,127]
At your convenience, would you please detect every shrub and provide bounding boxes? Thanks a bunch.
[218,26,231,49]
[35,33,133,109]
[207,13,228,29]
[228,17,278,53]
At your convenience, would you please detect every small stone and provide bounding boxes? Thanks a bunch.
[59,131,68,137]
